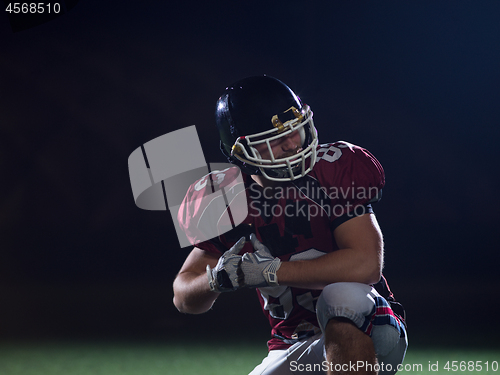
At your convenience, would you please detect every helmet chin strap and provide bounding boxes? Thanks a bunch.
[261,162,301,180]
[266,168,289,179]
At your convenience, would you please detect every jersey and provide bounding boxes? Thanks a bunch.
[178,141,385,350]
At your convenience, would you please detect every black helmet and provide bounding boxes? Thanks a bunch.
[215,76,318,181]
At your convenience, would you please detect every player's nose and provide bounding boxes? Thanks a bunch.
[280,133,299,151]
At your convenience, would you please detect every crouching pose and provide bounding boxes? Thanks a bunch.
[173,76,407,374]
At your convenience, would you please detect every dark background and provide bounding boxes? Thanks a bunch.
[1,1,499,346]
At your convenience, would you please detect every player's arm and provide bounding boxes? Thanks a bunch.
[173,247,221,314]
[275,212,383,289]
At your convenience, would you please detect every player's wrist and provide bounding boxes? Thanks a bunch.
[274,261,298,287]
[262,257,281,286]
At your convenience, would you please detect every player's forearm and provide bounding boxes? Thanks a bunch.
[276,248,382,289]
[173,271,220,314]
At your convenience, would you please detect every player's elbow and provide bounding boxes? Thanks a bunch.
[355,265,381,286]
[172,278,216,314]
[173,294,211,314]
[173,295,189,314]
[365,265,382,285]
[173,297,189,314]
[358,251,383,285]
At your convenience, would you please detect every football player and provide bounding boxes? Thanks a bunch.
[173,76,407,375]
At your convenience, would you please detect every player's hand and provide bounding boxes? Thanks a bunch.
[206,237,245,292]
[240,234,281,288]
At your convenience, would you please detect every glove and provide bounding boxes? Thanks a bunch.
[240,233,281,288]
[207,237,245,292]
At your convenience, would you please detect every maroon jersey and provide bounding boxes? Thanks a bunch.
[178,141,385,350]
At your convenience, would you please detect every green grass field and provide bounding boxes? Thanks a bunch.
[0,340,498,374]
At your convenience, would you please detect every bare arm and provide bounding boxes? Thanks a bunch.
[276,213,383,289]
[173,247,221,314]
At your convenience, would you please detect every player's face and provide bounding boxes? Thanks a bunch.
[253,130,303,161]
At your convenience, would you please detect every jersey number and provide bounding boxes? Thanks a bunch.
[194,168,230,191]
[317,144,343,163]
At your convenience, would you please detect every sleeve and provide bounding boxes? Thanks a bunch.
[177,167,247,256]
[342,143,385,206]
[177,183,224,255]
[315,142,385,228]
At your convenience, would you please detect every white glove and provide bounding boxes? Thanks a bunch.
[240,234,281,288]
[207,237,245,292]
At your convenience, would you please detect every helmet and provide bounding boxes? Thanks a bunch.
[215,76,318,181]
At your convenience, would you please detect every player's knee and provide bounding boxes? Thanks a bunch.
[316,282,374,332]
